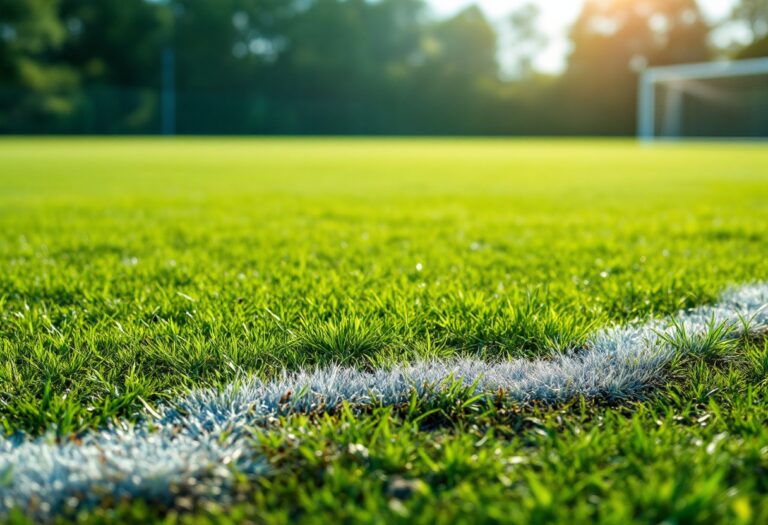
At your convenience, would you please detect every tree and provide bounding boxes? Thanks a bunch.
[408,5,499,133]
[732,0,768,58]
[733,0,768,42]
[562,0,711,135]
[46,0,172,132]
[507,3,546,79]
[56,0,171,87]
[264,0,427,133]
[0,0,78,131]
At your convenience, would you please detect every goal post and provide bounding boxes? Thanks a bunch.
[637,57,768,140]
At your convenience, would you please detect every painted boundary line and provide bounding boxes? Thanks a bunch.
[1,284,767,520]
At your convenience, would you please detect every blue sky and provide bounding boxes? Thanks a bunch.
[427,0,741,73]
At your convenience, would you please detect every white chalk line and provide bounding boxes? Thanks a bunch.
[1,284,767,520]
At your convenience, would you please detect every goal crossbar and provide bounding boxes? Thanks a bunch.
[637,57,768,140]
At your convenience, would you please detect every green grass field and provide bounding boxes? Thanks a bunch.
[1,138,768,523]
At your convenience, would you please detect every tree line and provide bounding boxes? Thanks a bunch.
[1,0,766,135]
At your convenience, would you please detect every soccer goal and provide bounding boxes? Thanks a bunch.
[638,57,768,140]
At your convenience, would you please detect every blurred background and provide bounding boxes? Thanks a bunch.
[1,0,767,136]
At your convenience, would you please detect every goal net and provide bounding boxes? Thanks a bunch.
[638,58,768,140]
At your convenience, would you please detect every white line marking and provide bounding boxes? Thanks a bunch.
[2,284,767,520]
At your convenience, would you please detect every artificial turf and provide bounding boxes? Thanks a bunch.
[0,138,767,523]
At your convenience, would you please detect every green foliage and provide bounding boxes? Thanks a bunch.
[0,0,79,129]
[732,0,768,43]
[3,0,760,135]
